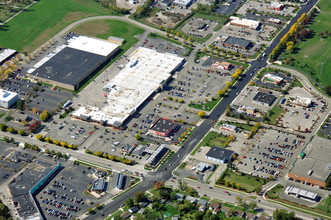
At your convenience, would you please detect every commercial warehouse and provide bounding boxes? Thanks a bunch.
[0,89,18,108]
[72,47,184,127]
[223,36,252,50]
[229,17,260,30]
[288,138,331,188]
[27,36,119,90]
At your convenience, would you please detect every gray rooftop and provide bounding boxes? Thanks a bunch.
[252,91,277,106]
[30,47,106,87]
[206,146,235,161]
[224,36,251,48]
[92,178,105,191]
[290,137,331,183]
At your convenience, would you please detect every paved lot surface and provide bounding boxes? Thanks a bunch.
[280,88,326,132]
[0,76,72,113]
[215,0,243,16]
[318,113,331,138]
[237,1,296,17]
[35,160,130,220]
[237,129,305,179]
[232,85,281,113]
[182,17,218,38]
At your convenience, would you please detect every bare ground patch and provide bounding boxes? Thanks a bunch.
[147,11,185,28]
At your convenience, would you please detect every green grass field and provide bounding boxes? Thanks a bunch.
[223,170,265,193]
[265,104,285,125]
[198,131,231,148]
[0,0,115,52]
[316,196,331,214]
[318,0,331,11]
[282,0,331,89]
[266,184,284,199]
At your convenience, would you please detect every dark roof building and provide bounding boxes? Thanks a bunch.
[223,36,252,49]
[27,36,119,90]
[252,91,277,106]
[148,117,179,137]
[205,146,235,164]
[91,179,105,191]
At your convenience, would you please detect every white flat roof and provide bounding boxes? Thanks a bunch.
[0,49,16,63]
[285,186,317,200]
[229,17,260,29]
[67,35,119,56]
[0,89,18,101]
[73,47,184,126]
[264,73,283,82]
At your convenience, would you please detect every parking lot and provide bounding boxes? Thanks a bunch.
[237,129,305,179]
[232,86,281,113]
[44,119,97,146]
[280,88,326,132]
[230,23,277,42]
[0,75,73,113]
[236,1,296,18]
[318,113,331,138]
[36,162,127,220]
[175,158,215,183]
[182,17,218,38]
[141,37,187,56]
[215,0,243,16]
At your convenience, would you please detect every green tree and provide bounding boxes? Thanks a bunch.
[178,180,188,191]
[273,209,296,220]
[16,99,25,110]
[125,198,134,208]
[248,201,257,210]
[134,191,146,204]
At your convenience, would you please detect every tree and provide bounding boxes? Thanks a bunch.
[32,107,39,114]
[18,129,25,136]
[134,191,146,204]
[40,110,49,121]
[178,180,188,191]
[125,198,134,208]
[152,202,162,211]
[35,134,43,140]
[159,189,171,200]
[324,85,331,96]
[135,134,143,141]
[273,209,296,220]
[225,81,233,88]
[187,187,198,197]
[6,127,15,134]
[16,99,25,110]
[197,111,206,118]
[286,45,294,53]
[154,181,164,190]
[248,201,257,210]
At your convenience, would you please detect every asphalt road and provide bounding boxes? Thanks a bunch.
[85,0,320,219]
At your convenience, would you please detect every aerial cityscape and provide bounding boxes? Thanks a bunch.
[0,0,330,220]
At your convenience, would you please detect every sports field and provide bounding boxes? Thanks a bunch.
[0,0,115,52]
[283,0,331,88]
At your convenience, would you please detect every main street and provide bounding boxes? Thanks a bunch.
[83,0,320,219]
